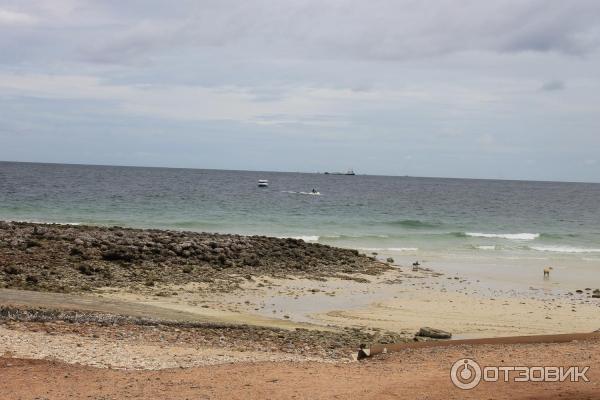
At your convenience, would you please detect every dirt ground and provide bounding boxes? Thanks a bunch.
[2,336,599,400]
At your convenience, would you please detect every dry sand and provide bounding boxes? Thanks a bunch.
[2,336,599,399]
[0,325,325,370]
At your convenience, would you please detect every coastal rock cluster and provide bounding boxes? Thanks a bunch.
[0,222,389,292]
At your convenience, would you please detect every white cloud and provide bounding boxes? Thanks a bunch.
[0,72,508,126]
[0,73,352,123]
[0,8,36,25]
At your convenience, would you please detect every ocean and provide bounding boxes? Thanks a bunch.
[1,161,600,269]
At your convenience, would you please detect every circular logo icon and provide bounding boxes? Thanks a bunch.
[450,358,482,390]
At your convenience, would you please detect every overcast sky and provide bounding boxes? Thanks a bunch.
[1,0,599,181]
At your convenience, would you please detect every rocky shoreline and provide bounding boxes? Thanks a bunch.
[0,221,390,293]
[0,305,406,362]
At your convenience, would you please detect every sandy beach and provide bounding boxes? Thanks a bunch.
[1,222,599,398]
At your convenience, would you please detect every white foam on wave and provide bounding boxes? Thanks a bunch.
[476,245,497,250]
[321,234,389,239]
[466,232,540,240]
[358,247,418,252]
[278,235,319,242]
[529,246,600,254]
[388,247,419,252]
[10,219,81,226]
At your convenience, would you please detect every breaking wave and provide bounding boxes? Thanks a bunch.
[10,219,81,226]
[284,235,320,242]
[528,246,600,254]
[358,247,418,252]
[476,245,497,250]
[465,232,540,240]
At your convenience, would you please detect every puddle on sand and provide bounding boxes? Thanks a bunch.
[245,276,411,323]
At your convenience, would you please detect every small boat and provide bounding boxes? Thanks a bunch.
[324,169,355,175]
[258,179,269,187]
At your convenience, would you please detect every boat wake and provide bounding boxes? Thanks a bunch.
[281,190,322,196]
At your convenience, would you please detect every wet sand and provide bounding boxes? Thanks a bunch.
[94,267,600,340]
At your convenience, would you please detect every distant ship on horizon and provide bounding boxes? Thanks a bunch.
[324,169,355,175]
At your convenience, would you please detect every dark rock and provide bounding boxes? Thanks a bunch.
[26,239,41,248]
[78,264,95,276]
[5,266,21,275]
[416,327,452,339]
[69,247,84,256]
[101,246,136,262]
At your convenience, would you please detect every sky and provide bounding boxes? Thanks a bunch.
[0,0,599,182]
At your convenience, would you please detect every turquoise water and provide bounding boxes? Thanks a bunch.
[1,161,599,263]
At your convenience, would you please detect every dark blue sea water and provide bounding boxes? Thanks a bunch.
[1,161,599,261]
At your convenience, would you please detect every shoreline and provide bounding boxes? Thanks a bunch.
[1,220,599,396]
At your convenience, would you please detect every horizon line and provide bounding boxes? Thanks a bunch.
[1,159,598,185]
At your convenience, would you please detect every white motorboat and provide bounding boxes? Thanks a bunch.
[258,179,269,187]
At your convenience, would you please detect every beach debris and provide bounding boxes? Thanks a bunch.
[386,257,394,263]
[356,344,370,360]
[416,327,452,339]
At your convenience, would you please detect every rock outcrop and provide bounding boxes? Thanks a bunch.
[0,221,390,292]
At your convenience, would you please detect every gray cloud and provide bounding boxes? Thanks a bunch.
[540,80,565,91]
[3,0,600,66]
